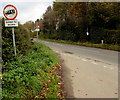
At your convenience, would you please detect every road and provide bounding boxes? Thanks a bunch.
[34,39,118,98]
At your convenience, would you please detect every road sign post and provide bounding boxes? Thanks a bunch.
[35,25,40,39]
[12,28,16,56]
[37,31,38,39]
[3,4,18,56]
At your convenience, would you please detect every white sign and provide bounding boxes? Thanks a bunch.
[35,29,40,32]
[3,5,18,20]
[5,20,18,27]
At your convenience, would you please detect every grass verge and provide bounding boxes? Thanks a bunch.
[2,42,64,99]
[40,38,120,51]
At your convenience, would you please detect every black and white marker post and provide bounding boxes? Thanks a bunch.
[3,5,18,56]
[35,25,40,39]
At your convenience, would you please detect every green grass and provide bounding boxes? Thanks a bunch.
[40,38,120,51]
[2,42,61,99]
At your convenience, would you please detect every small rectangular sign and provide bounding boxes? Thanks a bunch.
[5,20,18,27]
[35,29,40,32]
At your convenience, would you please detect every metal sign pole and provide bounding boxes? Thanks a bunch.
[12,27,16,56]
[37,31,38,39]
[3,5,18,56]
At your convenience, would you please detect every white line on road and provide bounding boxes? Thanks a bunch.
[104,66,107,68]
[110,67,114,70]
[82,59,87,61]
[55,50,59,53]
[63,53,66,56]
[103,66,114,70]
[91,62,97,65]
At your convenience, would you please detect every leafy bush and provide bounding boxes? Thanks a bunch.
[2,43,59,99]
[2,18,31,63]
[90,27,105,44]
[40,38,120,51]
[104,30,120,45]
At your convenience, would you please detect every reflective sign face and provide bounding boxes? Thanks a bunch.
[36,25,40,28]
[5,20,18,27]
[3,5,18,20]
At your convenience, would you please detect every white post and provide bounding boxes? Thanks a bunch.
[101,40,104,44]
[12,28,16,56]
[37,31,38,39]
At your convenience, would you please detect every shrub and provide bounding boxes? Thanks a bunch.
[2,43,59,99]
[2,18,31,63]
[104,30,120,45]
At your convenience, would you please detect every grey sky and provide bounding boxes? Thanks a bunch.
[0,0,55,24]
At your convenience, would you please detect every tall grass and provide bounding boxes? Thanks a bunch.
[2,42,60,99]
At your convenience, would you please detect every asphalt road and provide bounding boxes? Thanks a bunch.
[34,39,118,98]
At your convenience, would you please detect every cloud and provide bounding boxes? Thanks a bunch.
[18,2,51,24]
[1,0,55,3]
[0,1,55,24]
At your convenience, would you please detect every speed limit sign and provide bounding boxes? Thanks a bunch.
[3,4,18,56]
[3,5,18,20]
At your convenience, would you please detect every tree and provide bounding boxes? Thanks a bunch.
[88,2,120,43]
[41,2,120,44]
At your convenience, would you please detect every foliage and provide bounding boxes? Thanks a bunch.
[88,2,120,43]
[2,42,59,99]
[40,38,120,51]
[23,20,37,37]
[2,18,31,63]
[38,2,120,45]
[104,30,120,45]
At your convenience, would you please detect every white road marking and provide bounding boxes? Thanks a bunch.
[91,62,97,65]
[82,59,87,61]
[103,65,114,70]
[110,67,114,70]
[55,50,59,53]
[63,53,66,56]
[104,66,107,68]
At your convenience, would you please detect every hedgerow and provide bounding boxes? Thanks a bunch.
[2,43,59,99]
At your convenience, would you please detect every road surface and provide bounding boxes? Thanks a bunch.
[34,39,118,98]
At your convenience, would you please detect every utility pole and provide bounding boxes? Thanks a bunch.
[86,2,89,41]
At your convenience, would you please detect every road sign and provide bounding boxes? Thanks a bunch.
[5,19,18,27]
[3,5,18,20]
[35,29,40,32]
[3,4,18,56]
[36,25,40,28]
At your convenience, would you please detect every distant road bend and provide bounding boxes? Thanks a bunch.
[34,39,118,98]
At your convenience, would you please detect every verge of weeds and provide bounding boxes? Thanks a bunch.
[40,38,120,51]
[2,42,64,99]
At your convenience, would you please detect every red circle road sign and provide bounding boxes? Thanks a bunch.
[36,25,40,28]
[3,5,18,20]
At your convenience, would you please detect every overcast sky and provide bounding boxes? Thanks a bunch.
[0,0,55,24]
